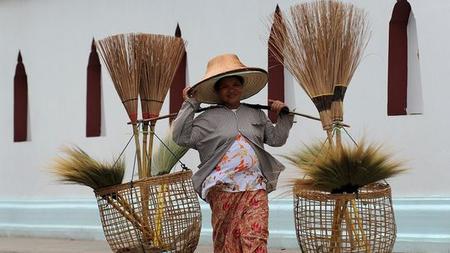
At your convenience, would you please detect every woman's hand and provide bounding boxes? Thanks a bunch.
[182,86,197,101]
[269,99,288,115]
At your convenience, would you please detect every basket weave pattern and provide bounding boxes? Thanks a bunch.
[293,182,396,253]
[95,170,201,253]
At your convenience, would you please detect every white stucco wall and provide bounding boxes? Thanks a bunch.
[1,0,449,201]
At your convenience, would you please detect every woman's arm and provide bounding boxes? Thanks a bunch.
[263,100,295,147]
[172,87,200,149]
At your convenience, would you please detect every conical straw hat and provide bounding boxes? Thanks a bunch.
[191,54,268,104]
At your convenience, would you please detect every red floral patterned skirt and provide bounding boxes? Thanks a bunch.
[207,189,269,253]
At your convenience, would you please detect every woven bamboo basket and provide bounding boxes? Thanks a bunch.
[293,180,396,253]
[94,170,201,253]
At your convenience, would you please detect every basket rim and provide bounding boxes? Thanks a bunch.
[293,180,392,200]
[94,169,193,196]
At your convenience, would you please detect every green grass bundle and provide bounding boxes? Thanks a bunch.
[152,127,189,176]
[52,146,125,190]
[283,140,406,193]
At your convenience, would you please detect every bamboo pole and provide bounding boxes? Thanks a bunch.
[154,184,168,247]
[142,123,149,176]
[351,200,371,253]
[147,122,156,178]
[330,199,344,253]
[128,109,351,128]
[104,195,152,240]
[132,124,143,179]
[140,187,153,244]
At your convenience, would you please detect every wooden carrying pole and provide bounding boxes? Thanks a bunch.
[129,105,351,128]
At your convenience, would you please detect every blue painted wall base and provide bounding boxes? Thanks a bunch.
[0,198,449,252]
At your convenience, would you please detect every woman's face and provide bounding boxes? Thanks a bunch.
[217,76,243,106]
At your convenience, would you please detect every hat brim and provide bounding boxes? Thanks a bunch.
[191,68,268,104]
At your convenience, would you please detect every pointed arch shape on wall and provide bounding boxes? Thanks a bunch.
[86,38,102,137]
[170,23,187,124]
[388,0,423,116]
[14,51,28,142]
[268,5,285,123]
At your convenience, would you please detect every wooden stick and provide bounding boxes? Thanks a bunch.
[147,122,156,178]
[132,124,143,179]
[351,200,371,253]
[140,187,153,244]
[127,106,351,128]
[154,184,167,247]
[104,195,152,240]
[330,199,344,253]
[142,123,149,176]
[330,199,355,253]
[343,207,358,250]
[335,128,343,151]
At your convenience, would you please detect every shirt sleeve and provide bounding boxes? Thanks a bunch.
[172,98,201,149]
[263,110,295,147]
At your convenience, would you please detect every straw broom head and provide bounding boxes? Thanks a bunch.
[97,33,141,123]
[138,34,186,120]
[332,3,370,122]
[282,140,406,193]
[51,146,125,190]
[269,0,353,130]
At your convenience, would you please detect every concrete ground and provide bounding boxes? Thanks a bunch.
[0,237,298,253]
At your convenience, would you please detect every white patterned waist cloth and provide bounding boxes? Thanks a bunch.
[201,133,267,201]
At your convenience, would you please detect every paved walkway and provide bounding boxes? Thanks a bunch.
[0,237,298,253]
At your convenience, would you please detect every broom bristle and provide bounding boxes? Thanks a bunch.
[283,140,406,193]
[269,1,337,98]
[332,3,370,122]
[51,146,125,190]
[139,34,186,119]
[269,0,369,128]
[269,1,341,130]
[97,34,141,122]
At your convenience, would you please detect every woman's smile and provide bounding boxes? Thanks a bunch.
[217,76,244,108]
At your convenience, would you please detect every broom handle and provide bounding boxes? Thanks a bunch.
[351,200,371,253]
[142,123,149,176]
[336,128,343,151]
[330,199,344,253]
[132,124,143,179]
[147,122,156,178]
[140,187,153,243]
[104,196,152,239]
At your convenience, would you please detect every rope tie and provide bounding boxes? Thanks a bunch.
[140,98,164,103]
[150,128,188,171]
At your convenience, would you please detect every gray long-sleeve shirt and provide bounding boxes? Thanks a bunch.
[172,98,294,196]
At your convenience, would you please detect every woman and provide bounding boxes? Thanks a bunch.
[172,54,294,253]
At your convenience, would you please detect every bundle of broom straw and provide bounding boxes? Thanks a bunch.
[331,4,369,145]
[138,34,185,178]
[269,0,369,146]
[97,33,185,179]
[97,34,143,177]
[137,34,185,248]
[97,33,187,248]
[51,146,153,239]
[269,1,371,252]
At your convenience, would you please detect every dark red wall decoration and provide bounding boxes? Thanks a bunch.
[14,51,28,142]
[86,38,102,137]
[388,0,411,116]
[268,5,285,123]
[170,23,187,124]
